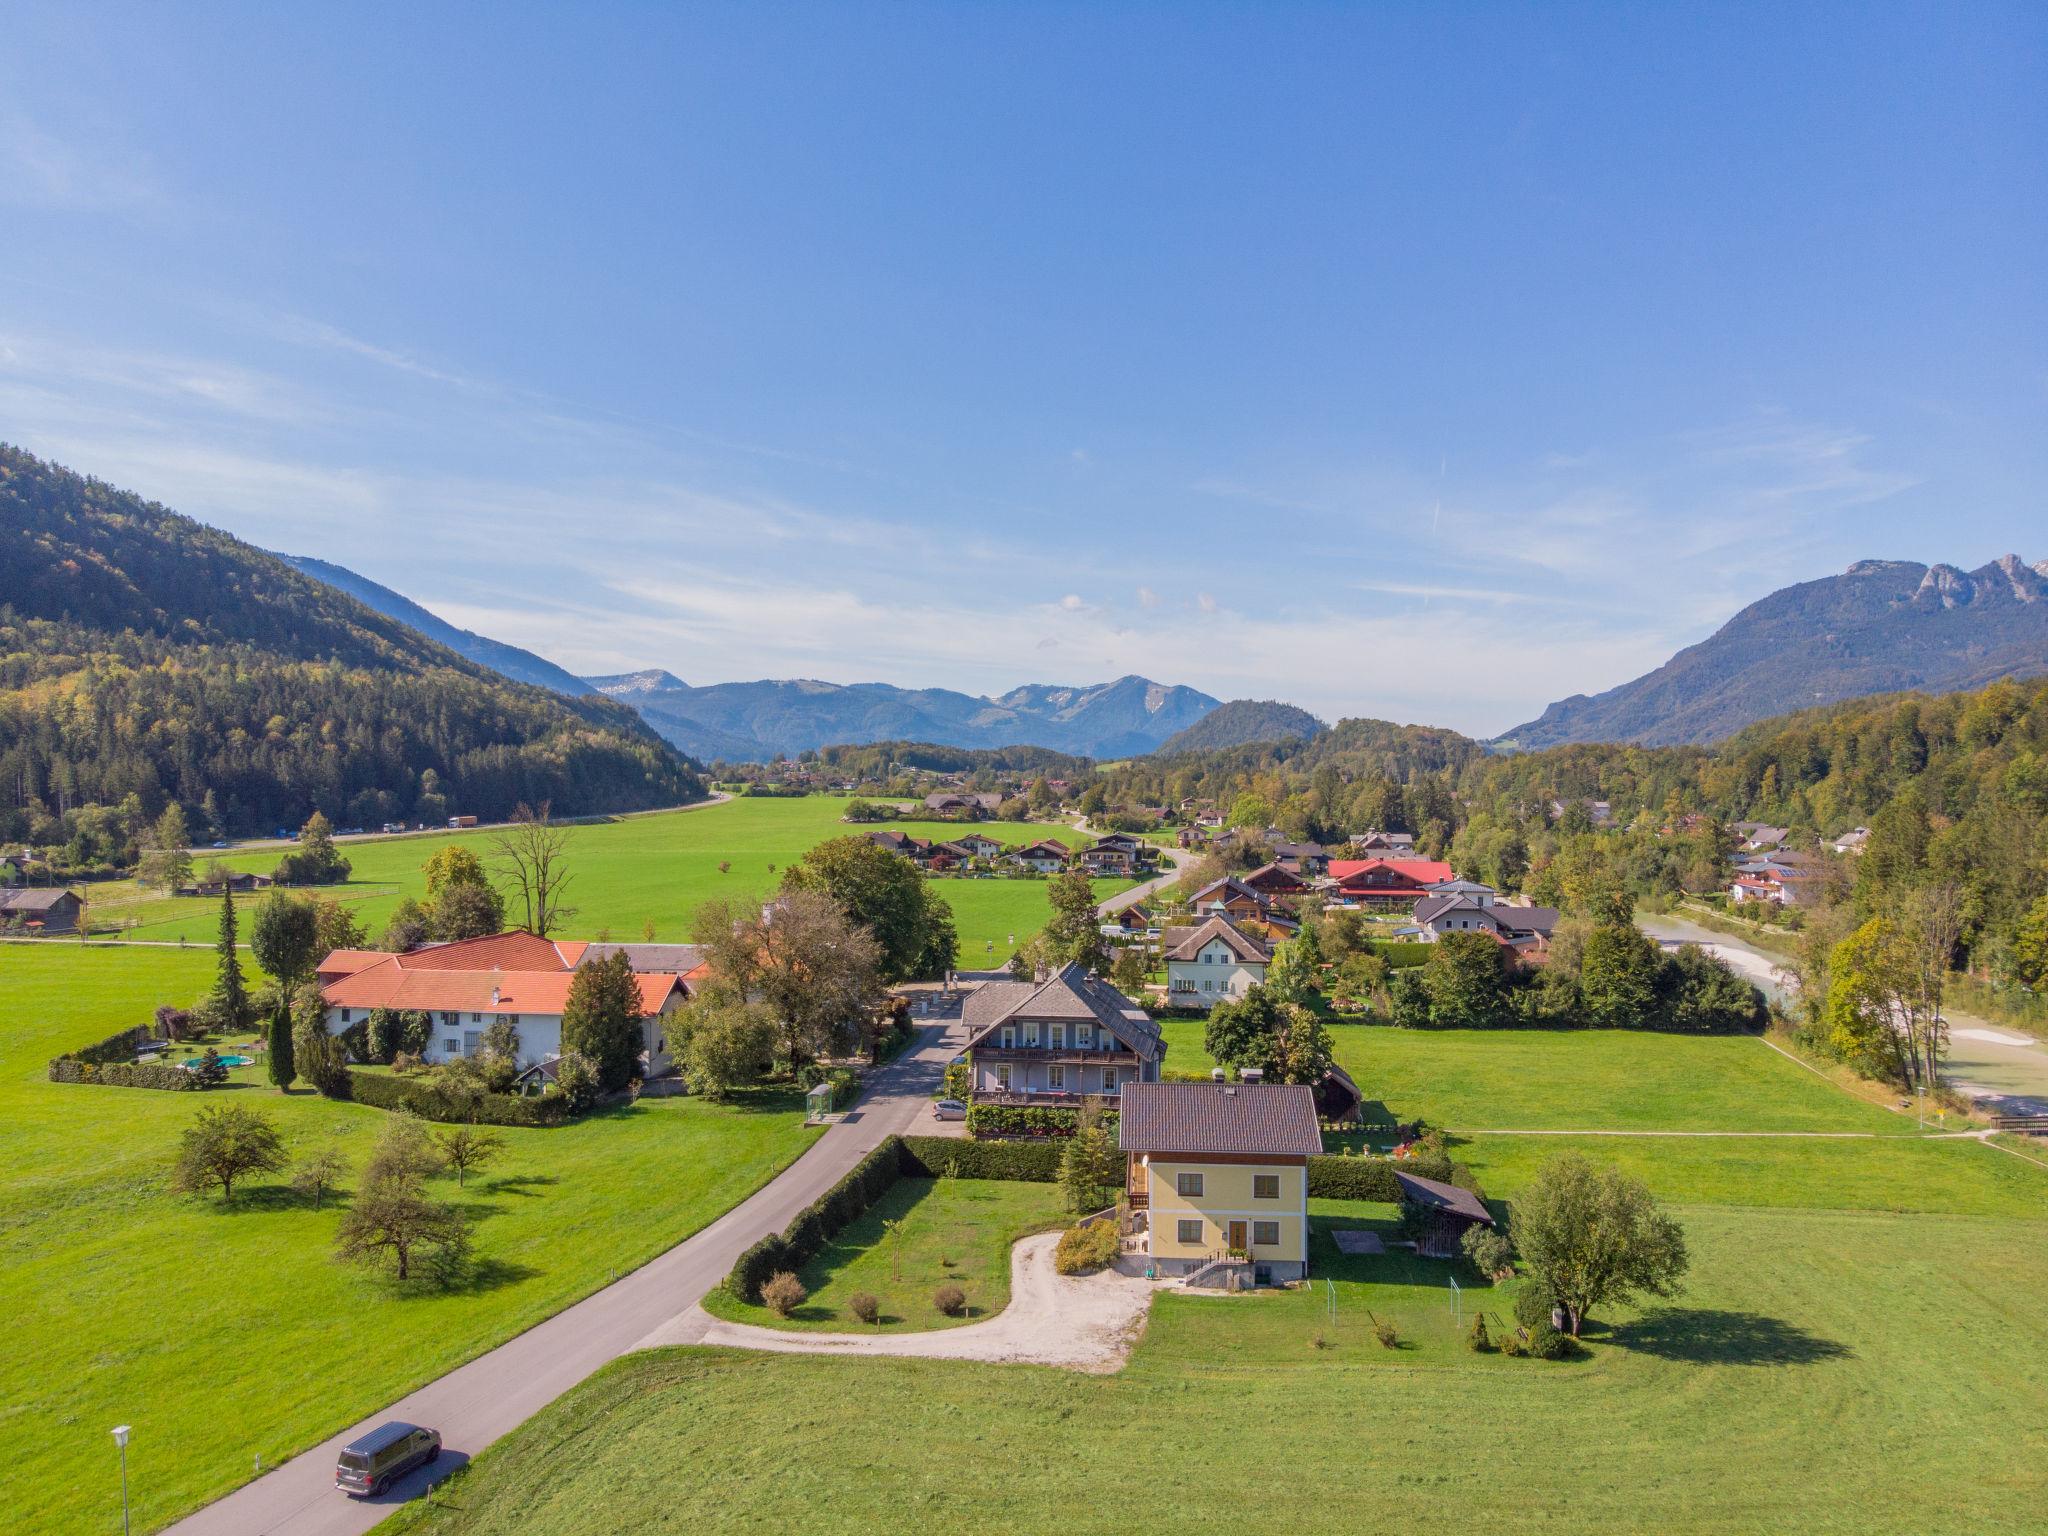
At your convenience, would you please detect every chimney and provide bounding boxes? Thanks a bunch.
[490,968,502,1008]
[1210,1067,1227,1083]
[1240,1066,1264,1084]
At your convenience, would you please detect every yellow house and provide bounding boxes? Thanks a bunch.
[1120,1078,1321,1286]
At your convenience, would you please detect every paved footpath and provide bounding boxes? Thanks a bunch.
[164,1017,958,1536]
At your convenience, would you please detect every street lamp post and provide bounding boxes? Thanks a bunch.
[111,1425,132,1536]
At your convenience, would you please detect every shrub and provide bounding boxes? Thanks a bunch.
[1513,1279,1559,1331]
[343,1069,571,1127]
[1466,1314,1492,1352]
[1524,1319,1574,1360]
[1304,1155,1400,1202]
[725,1139,907,1301]
[1462,1225,1513,1279]
[760,1271,807,1317]
[1053,1220,1120,1275]
[1497,1326,1528,1358]
[849,1291,880,1325]
[933,1284,967,1317]
[1370,1314,1399,1349]
[49,1057,203,1090]
[964,1103,1081,1139]
[190,1048,231,1087]
[900,1136,1061,1182]
[553,1051,602,1114]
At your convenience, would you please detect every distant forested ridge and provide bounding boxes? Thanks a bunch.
[0,445,704,854]
[1154,699,1326,755]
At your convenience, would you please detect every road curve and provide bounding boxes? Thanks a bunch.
[161,1015,956,1536]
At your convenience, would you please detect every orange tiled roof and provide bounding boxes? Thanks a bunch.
[316,931,680,1016]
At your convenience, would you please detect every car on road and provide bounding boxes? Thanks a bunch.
[209,840,228,849]
[931,1098,967,1121]
[335,1421,440,1497]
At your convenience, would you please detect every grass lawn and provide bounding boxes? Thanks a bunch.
[85,797,1124,965]
[377,1198,2048,1535]
[0,945,822,1536]
[1159,1020,1911,1134]
[699,1177,1070,1332]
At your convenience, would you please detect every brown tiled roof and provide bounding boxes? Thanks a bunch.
[0,887,79,911]
[1118,1082,1322,1157]
[1160,915,1273,964]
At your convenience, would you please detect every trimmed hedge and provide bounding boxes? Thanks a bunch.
[962,1104,1117,1140]
[48,1057,201,1090]
[727,1137,906,1303]
[899,1136,1062,1182]
[1307,1155,1402,1202]
[1367,941,1433,968]
[344,1069,571,1127]
[68,1024,152,1067]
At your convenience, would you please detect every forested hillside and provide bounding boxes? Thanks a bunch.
[1153,698,1325,754]
[0,446,704,857]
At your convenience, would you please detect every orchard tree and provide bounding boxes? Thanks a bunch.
[694,890,883,1065]
[171,1105,288,1202]
[1512,1152,1689,1335]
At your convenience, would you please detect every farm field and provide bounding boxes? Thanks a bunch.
[377,1203,2048,1536]
[699,1177,1069,1332]
[0,945,821,1536]
[73,796,1126,965]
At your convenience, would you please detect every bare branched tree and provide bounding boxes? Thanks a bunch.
[488,802,577,936]
[1901,881,1963,1091]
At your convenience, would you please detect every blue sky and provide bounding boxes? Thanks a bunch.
[3,3,2043,735]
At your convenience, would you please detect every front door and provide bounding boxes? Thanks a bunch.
[1228,1220,1248,1255]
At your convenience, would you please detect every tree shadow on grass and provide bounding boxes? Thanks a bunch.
[1607,1308,1854,1366]
[481,1172,559,1197]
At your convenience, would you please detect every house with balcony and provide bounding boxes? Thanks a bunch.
[1162,915,1273,1005]
[1121,1078,1321,1286]
[1327,857,1455,907]
[961,963,1163,1105]
[1008,838,1072,873]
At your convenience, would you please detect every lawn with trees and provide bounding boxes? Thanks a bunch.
[699,1178,1069,1333]
[73,796,1126,965]
[0,945,821,1536]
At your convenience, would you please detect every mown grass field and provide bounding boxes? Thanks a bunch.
[377,1011,2048,1536]
[699,1177,1069,1332]
[0,945,822,1536]
[82,796,1123,966]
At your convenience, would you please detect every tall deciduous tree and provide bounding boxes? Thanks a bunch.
[1040,870,1109,975]
[781,835,957,982]
[1511,1152,1689,1335]
[489,802,575,936]
[693,890,883,1066]
[1578,923,1663,1028]
[139,803,193,890]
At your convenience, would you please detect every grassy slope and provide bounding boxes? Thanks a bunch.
[85,797,1123,964]
[0,946,820,1536]
[380,1202,2048,1536]
[699,1177,1069,1332]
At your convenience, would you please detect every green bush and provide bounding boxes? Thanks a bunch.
[899,1136,1061,1182]
[1053,1220,1120,1275]
[724,1137,907,1302]
[48,1057,203,1090]
[1524,1319,1574,1359]
[1368,941,1433,969]
[964,1103,1079,1138]
[343,1069,571,1127]
[1513,1279,1558,1331]
[1466,1314,1492,1352]
[1305,1155,1400,1201]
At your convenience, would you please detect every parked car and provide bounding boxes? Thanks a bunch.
[209,840,228,849]
[334,1421,440,1497]
[931,1098,967,1121]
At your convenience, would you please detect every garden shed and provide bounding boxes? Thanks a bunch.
[1393,1169,1494,1259]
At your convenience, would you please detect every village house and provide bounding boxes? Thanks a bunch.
[1349,830,1415,856]
[953,832,1003,860]
[1008,838,1072,874]
[1326,857,1455,907]
[0,886,84,934]
[1267,838,1330,877]
[1830,827,1870,854]
[1121,1078,1321,1286]
[1162,915,1273,1004]
[1730,821,1791,851]
[1104,902,1158,939]
[1409,894,1558,965]
[1079,836,1143,876]
[865,829,935,862]
[1188,875,1268,923]
[961,963,1164,1104]
[1239,861,1307,900]
[317,931,697,1077]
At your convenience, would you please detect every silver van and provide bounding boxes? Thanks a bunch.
[334,1421,440,1497]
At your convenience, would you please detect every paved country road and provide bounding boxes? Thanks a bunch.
[162,1015,958,1536]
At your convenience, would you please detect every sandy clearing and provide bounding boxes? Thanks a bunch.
[1952,1027,2041,1048]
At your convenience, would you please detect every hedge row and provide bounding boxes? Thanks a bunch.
[727,1137,906,1302]
[1306,1155,1402,1201]
[67,1024,152,1067]
[1367,941,1433,968]
[344,1069,572,1127]
[48,1057,202,1091]
[899,1136,1062,1182]
[963,1104,1118,1139]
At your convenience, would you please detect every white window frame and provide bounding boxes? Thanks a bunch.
[1253,1174,1280,1200]
[1252,1220,1280,1247]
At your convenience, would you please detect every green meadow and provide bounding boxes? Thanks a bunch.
[0,945,820,1536]
[379,1017,2048,1536]
[79,796,1127,965]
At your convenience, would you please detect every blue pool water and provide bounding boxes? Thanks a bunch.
[180,1054,254,1069]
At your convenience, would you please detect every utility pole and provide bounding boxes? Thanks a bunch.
[112,1425,132,1536]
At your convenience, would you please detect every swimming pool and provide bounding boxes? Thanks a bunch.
[180,1054,254,1069]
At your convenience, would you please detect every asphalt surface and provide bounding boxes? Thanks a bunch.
[161,1015,958,1536]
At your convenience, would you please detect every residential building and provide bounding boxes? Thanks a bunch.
[1008,838,1072,873]
[0,887,83,934]
[954,833,1003,859]
[318,930,691,1076]
[1080,838,1141,876]
[1188,876,1268,922]
[1830,827,1870,855]
[1350,830,1415,855]
[1121,1079,1322,1284]
[1327,857,1456,906]
[1267,839,1329,877]
[961,964,1163,1104]
[1162,915,1273,1004]
[1240,861,1307,899]
[1409,895,1558,965]
[1730,821,1791,851]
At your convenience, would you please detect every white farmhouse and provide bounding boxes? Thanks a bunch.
[1161,916,1273,1006]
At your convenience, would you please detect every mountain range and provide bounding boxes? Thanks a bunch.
[1499,555,2048,748]
[584,670,1222,760]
